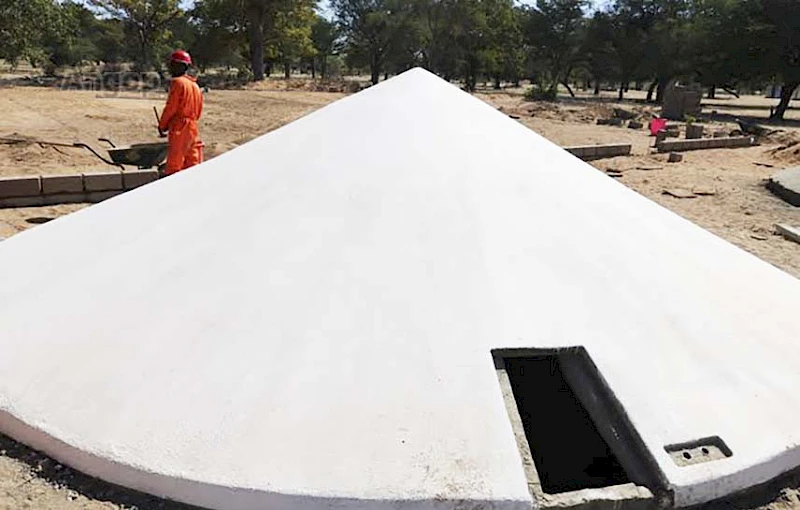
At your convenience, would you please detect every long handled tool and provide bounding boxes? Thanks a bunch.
[154,106,166,138]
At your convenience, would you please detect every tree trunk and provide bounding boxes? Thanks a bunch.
[370,54,380,85]
[771,81,800,120]
[646,80,657,102]
[138,28,152,70]
[562,80,575,98]
[247,10,265,81]
[265,61,272,77]
[384,72,389,81]
[283,61,290,79]
[655,77,669,104]
[310,60,316,79]
[618,83,625,100]
[594,80,600,95]
[494,76,501,90]
[321,57,327,80]
[707,85,716,99]
[722,86,740,98]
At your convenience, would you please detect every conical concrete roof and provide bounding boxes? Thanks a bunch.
[2,69,800,510]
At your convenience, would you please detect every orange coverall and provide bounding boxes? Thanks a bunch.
[159,75,204,175]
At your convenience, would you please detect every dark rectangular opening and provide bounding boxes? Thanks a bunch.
[501,353,630,494]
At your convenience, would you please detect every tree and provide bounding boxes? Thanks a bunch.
[266,0,316,78]
[522,0,587,98]
[311,16,341,78]
[332,0,395,84]
[605,0,658,100]
[0,0,63,66]
[582,11,618,94]
[191,0,247,71]
[688,0,760,99]
[90,0,182,69]
[483,0,523,89]
[761,0,800,119]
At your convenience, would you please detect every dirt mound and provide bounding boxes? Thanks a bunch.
[243,78,364,94]
[766,131,800,166]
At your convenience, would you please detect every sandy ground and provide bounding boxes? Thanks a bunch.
[1,80,800,509]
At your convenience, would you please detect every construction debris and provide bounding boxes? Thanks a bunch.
[693,187,717,196]
[668,153,683,163]
[628,121,643,129]
[613,108,637,120]
[737,118,777,138]
[663,188,696,198]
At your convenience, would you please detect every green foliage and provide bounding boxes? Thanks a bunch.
[332,0,395,84]
[521,0,587,95]
[90,0,182,69]
[190,0,247,70]
[42,2,128,70]
[525,83,557,100]
[311,16,342,78]
[266,0,317,76]
[0,0,65,66]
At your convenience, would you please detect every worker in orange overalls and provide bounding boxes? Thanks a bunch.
[158,50,204,176]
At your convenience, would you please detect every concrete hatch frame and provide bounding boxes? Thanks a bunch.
[493,348,669,510]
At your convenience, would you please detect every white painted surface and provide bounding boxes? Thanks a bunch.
[1,69,800,509]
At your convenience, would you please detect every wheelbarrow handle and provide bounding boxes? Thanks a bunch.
[73,143,124,170]
[97,138,116,148]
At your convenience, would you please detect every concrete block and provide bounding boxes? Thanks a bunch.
[657,137,753,153]
[0,176,41,198]
[565,144,630,161]
[565,147,584,158]
[123,170,159,190]
[83,172,123,192]
[42,193,90,206]
[87,190,124,203]
[41,175,84,195]
[686,125,704,139]
[776,224,800,244]
[598,144,631,158]
[668,153,683,163]
[0,196,45,208]
[767,168,800,206]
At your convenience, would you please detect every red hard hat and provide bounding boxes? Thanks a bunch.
[170,49,192,65]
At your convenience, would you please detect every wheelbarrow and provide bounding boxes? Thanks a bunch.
[0,137,168,171]
[86,138,169,170]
